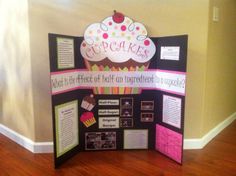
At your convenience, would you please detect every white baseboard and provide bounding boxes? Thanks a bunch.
[184,112,236,149]
[0,124,53,153]
[0,112,235,153]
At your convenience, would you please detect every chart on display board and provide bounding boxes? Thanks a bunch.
[49,11,187,168]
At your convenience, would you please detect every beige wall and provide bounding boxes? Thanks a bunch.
[203,0,236,135]
[0,0,35,140]
[1,0,235,142]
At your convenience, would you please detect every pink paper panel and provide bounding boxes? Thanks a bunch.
[156,124,182,163]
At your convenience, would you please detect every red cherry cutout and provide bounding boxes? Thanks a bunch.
[112,11,124,23]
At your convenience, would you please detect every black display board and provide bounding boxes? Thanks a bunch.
[49,34,187,168]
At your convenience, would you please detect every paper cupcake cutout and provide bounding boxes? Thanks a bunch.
[81,94,96,111]
[80,112,96,127]
[80,11,156,94]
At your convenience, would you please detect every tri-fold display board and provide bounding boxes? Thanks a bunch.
[49,12,187,168]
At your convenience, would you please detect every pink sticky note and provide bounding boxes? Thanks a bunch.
[156,124,182,163]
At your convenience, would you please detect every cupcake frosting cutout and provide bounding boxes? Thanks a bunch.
[80,11,156,64]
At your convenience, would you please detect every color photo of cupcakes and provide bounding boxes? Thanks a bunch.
[80,11,156,94]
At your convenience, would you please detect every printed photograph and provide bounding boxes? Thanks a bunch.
[85,132,116,150]
[120,118,133,128]
[121,108,133,117]
[141,101,154,111]
[141,112,154,122]
[120,97,133,109]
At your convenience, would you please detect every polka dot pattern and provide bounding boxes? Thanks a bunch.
[81,15,156,63]
[144,40,150,46]
[103,33,108,39]
[121,25,126,31]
